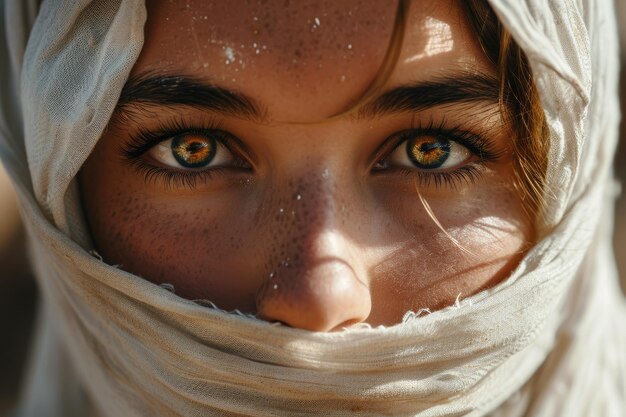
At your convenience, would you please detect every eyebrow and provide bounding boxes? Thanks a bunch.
[356,73,501,118]
[116,72,500,121]
[117,73,266,121]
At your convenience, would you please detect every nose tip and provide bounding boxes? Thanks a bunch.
[256,259,371,332]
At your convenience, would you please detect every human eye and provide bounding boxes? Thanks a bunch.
[373,124,501,188]
[121,120,251,189]
[389,133,470,170]
[149,133,232,169]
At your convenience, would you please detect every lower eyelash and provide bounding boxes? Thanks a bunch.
[397,165,483,190]
[128,159,228,190]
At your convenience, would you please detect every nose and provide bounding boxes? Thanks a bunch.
[255,179,372,332]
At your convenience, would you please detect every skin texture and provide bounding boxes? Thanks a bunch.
[80,0,532,331]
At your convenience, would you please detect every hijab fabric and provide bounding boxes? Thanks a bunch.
[0,0,624,416]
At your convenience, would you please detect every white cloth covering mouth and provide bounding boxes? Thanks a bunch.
[0,0,625,416]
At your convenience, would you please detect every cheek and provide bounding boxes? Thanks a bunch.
[80,137,263,309]
[368,178,531,324]
[83,178,263,310]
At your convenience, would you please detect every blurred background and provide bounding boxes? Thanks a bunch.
[0,162,37,414]
[2,5,626,414]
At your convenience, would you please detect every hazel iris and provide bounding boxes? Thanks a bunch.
[171,134,216,168]
[407,136,451,169]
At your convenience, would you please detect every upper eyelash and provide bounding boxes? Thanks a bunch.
[119,116,225,160]
[371,118,503,189]
[379,117,503,164]
[119,117,250,190]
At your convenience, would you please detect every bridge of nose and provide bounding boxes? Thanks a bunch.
[254,171,372,331]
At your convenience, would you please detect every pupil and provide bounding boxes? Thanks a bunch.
[187,142,205,154]
[172,134,216,168]
[419,142,439,154]
[408,136,450,169]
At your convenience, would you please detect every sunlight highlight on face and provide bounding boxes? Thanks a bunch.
[404,17,454,63]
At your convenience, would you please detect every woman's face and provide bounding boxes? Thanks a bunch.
[81,0,531,330]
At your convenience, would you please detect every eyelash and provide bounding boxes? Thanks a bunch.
[120,118,248,189]
[376,119,502,189]
[120,118,501,190]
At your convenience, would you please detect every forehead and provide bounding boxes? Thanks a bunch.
[135,0,493,122]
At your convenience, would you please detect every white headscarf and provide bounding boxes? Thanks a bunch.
[1,0,624,416]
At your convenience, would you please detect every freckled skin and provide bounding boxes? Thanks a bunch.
[80,0,533,330]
